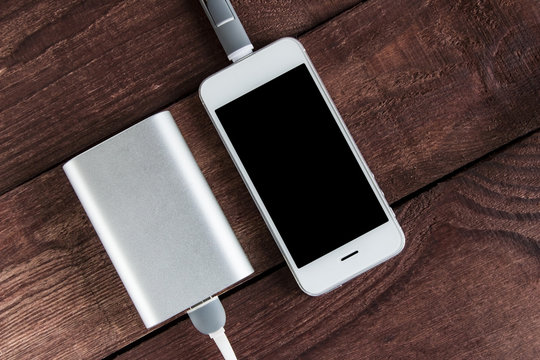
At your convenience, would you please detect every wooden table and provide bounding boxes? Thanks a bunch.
[1,1,539,358]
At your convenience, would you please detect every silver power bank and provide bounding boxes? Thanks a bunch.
[64,111,253,328]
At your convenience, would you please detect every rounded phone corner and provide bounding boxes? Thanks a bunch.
[272,37,306,56]
[199,76,211,100]
[392,224,406,256]
[279,36,304,49]
[298,282,325,297]
[298,280,342,297]
[295,274,336,297]
[395,239,406,259]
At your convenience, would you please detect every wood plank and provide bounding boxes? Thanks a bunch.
[0,0,361,195]
[1,0,539,358]
[306,0,540,202]
[114,130,540,360]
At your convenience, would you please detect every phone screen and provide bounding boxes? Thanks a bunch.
[215,64,388,268]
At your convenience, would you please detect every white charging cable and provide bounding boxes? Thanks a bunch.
[199,0,254,62]
[188,297,237,360]
[210,327,236,360]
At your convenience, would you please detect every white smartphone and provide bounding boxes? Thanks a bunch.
[199,37,405,295]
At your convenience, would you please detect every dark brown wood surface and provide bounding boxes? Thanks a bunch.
[0,0,539,359]
[116,130,540,360]
[0,0,361,195]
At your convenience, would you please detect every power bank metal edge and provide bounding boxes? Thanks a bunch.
[63,111,253,328]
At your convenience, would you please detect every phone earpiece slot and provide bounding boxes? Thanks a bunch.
[341,251,359,261]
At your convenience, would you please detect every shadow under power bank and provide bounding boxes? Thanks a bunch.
[63,111,253,328]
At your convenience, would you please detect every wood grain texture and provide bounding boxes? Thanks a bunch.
[0,0,539,358]
[0,0,361,195]
[0,168,144,359]
[115,130,540,360]
[305,0,540,203]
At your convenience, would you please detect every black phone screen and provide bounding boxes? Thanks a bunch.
[215,64,388,268]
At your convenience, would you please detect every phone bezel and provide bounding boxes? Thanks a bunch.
[200,37,405,295]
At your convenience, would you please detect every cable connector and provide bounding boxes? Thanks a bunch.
[188,297,237,360]
[199,0,254,62]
